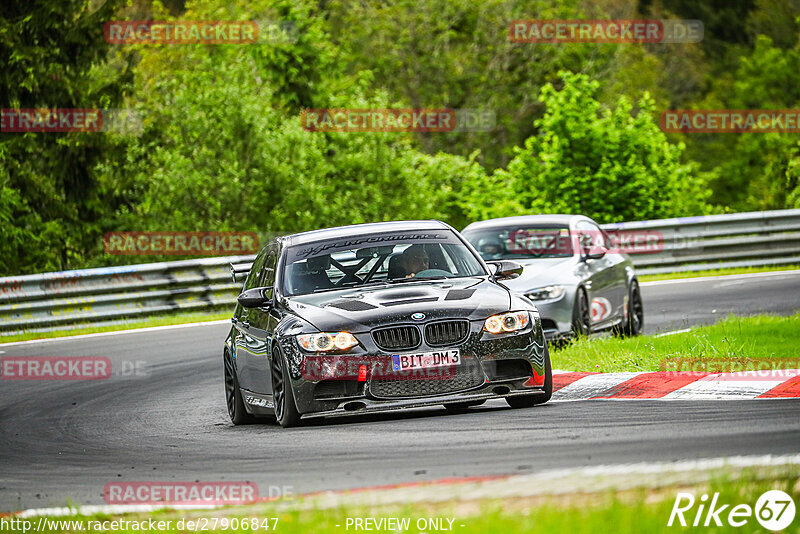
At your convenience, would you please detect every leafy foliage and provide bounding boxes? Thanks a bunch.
[0,0,130,273]
[94,0,475,265]
[684,35,800,210]
[2,0,799,274]
[461,72,710,223]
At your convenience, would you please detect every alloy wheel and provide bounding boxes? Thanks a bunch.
[271,351,286,422]
[224,352,236,419]
[630,283,644,334]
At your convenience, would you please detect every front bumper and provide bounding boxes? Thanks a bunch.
[524,289,578,340]
[301,383,548,419]
[277,319,548,415]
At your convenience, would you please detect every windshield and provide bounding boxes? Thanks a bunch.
[283,230,485,296]
[463,225,574,260]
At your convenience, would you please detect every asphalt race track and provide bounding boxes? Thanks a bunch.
[1,271,799,512]
[640,270,800,332]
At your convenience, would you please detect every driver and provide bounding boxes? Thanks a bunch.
[299,255,333,292]
[401,245,429,277]
[477,237,505,260]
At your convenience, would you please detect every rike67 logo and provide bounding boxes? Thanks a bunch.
[668,490,796,530]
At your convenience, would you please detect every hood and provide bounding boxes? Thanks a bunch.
[284,277,510,332]
[501,256,578,293]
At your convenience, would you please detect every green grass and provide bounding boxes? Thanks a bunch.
[0,310,230,344]
[639,264,800,282]
[552,312,800,373]
[11,469,800,533]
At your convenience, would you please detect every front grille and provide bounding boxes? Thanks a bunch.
[369,358,485,398]
[372,325,421,351]
[425,320,470,347]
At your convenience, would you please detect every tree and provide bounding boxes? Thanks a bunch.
[461,71,711,223]
[684,35,800,210]
[0,0,130,274]
[324,0,627,171]
[93,0,481,264]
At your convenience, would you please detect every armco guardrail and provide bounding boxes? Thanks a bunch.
[602,208,800,274]
[2,209,799,334]
[0,256,255,334]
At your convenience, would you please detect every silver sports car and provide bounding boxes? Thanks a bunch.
[462,214,644,340]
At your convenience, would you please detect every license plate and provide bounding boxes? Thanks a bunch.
[392,349,461,371]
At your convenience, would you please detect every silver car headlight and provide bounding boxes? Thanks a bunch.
[526,285,565,301]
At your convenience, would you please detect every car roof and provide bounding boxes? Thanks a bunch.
[462,214,591,232]
[281,220,452,247]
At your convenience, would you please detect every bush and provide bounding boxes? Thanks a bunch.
[93,1,480,262]
[462,71,712,224]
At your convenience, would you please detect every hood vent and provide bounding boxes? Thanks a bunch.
[326,300,378,312]
[444,289,476,301]
[381,297,438,307]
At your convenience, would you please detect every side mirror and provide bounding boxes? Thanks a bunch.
[486,260,524,280]
[583,246,607,260]
[237,286,273,308]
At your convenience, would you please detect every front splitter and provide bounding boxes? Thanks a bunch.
[301,385,546,419]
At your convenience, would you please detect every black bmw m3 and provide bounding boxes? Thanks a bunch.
[224,220,552,427]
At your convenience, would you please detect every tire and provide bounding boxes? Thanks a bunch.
[271,345,302,428]
[506,343,553,408]
[444,400,486,413]
[622,280,644,337]
[224,349,259,425]
[571,287,591,338]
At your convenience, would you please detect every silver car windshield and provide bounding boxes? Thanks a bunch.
[464,225,574,260]
[283,231,485,296]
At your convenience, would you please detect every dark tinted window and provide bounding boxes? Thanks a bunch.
[283,231,485,296]
[244,249,268,291]
[259,249,278,287]
[464,225,574,260]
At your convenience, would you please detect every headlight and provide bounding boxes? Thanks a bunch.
[484,311,530,334]
[296,332,358,352]
[525,285,565,301]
